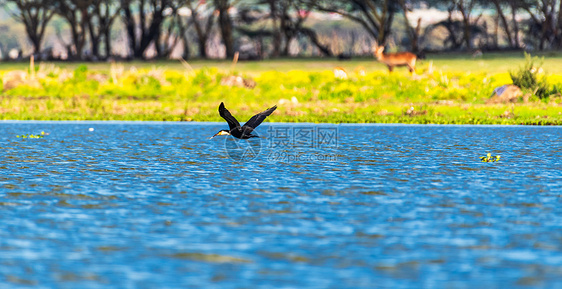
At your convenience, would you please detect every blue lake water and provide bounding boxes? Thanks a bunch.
[1,121,562,288]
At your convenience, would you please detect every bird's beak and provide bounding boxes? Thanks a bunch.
[209,131,230,139]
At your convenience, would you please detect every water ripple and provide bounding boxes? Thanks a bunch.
[1,122,562,288]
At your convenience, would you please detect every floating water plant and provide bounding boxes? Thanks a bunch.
[16,131,48,139]
[480,153,500,162]
[17,134,43,139]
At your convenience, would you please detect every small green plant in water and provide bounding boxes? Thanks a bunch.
[480,153,500,162]
[16,131,48,139]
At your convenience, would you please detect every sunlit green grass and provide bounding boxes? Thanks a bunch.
[1,53,562,124]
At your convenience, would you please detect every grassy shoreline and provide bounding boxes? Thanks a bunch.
[1,104,562,125]
[1,56,562,125]
[3,92,561,125]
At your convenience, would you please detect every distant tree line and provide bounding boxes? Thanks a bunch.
[2,0,562,60]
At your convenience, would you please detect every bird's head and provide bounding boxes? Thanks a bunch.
[210,130,231,139]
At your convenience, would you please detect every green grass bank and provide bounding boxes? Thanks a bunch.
[1,53,562,124]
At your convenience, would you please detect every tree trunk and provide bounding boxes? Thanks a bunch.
[399,0,421,53]
[558,0,562,48]
[88,22,100,58]
[69,22,84,59]
[406,18,419,52]
[491,0,513,48]
[444,8,461,49]
[379,1,394,45]
[493,15,499,48]
[511,5,520,48]
[188,2,214,59]
[104,29,112,58]
[197,35,208,58]
[282,36,293,56]
[30,35,41,55]
[459,5,472,49]
[25,22,43,55]
[301,28,332,56]
[122,0,168,59]
[270,1,281,57]
[214,0,234,58]
[182,36,190,60]
[192,16,209,58]
[122,4,136,58]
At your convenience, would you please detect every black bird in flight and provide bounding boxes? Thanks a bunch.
[211,102,277,139]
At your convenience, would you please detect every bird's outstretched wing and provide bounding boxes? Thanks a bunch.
[219,102,241,130]
[243,105,277,129]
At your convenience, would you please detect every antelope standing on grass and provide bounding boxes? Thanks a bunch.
[372,42,417,74]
